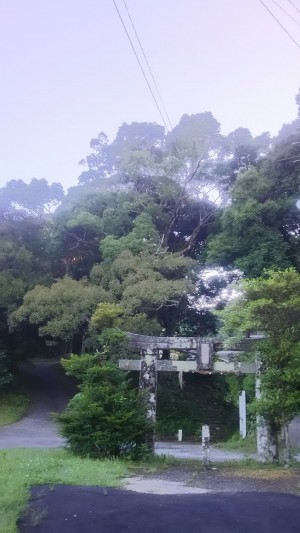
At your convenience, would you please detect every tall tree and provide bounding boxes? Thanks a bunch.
[0,178,64,217]
[10,277,108,353]
[219,268,300,463]
[207,128,300,278]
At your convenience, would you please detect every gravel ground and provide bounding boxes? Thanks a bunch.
[122,464,300,495]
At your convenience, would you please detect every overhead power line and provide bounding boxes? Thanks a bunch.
[259,0,300,49]
[270,0,300,25]
[122,0,173,130]
[112,0,171,132]
[287,0,300,15]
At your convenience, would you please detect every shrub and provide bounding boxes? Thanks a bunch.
[0,350,13,392]
[56,354,153,460]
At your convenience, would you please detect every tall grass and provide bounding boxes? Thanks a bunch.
[0,392,29,426]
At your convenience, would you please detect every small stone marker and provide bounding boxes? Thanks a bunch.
[239,390,247,438]
[178,429,183,442]
[202,425,210,467]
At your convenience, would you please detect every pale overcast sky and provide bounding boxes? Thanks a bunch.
[0,0,300,190]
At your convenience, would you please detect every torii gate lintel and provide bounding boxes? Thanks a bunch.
[119,333,274,461]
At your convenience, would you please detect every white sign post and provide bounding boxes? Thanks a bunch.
[239,390,247,439]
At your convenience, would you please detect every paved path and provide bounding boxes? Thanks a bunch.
[155,441,257,461]
[19,485,300,533]
[0,360,74,449]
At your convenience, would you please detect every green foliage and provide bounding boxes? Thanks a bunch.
[1,104,299,410]
[0,351,13,391]
[91,303,123,330]
[0,391,29,426]
[10,277,106,347]
[98,328,130,362]
[207,131,300,276]
[220,268,300,339]
[215,433,256,453]
[174,308,217,337]
[253,339,300,426]
[0,273,27,313]
[90,248,195,335]
[231,167,271,203]
[56,354,153,459]
[89,304,130,361]
[0,178,64,216]
[219,268,300,427]
[166,112,222,157]
[116,313,162,336]
[101,213,160,261]
[156,373,237,441]
[224,374,256,432]
[207,174,292,277]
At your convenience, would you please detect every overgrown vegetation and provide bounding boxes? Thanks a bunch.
[156,373,238,441]
[215,433,257,454]
[219,268,300,462]
[0,392,29,426]
[0,350,13,392]
[56,354,153,459]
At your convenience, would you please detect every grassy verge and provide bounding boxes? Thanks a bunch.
[0,392,30,426]
[131,454,300,475]
[0,449,129,533]
[214,433,257,454]
[1,449,299,533]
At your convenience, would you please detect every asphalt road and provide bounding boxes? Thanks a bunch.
[19,485,300,533]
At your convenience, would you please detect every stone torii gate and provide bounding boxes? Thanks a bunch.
[119,333,274,460]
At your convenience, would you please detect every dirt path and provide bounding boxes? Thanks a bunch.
[0,360,76,448]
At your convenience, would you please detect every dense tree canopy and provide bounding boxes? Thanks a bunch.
[1,94,300,389]
[207,134,300,277]
[1,92,300,454]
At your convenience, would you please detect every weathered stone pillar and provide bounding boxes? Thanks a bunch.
[202,425,211,467]
[281,422,292,465]
[256,372,278,462]
[139,348,158,452]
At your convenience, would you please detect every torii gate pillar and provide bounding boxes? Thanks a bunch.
[139,348,158,426]
[120,333,277,462]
